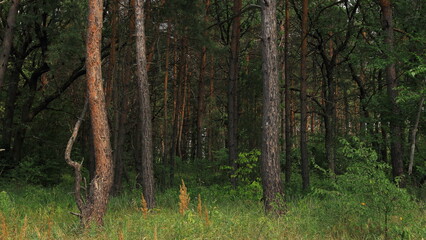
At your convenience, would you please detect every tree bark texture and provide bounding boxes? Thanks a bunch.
[300,0,310,190]
[260,0,284,213]
[0,0,20,89]
[135,0,155,209]
[378,0,404,179]
[283,0,293,185]
[228,0,241,186]
[83,0,114,226]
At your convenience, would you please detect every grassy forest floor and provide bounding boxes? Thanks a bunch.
[0,180,425,240]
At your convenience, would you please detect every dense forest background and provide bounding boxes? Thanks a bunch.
[0,0,425,238]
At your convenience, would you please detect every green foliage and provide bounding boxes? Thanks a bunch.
[0,191,14,212]
[312,138,424,239]
[8,157,44,184]
[232,149,261,185]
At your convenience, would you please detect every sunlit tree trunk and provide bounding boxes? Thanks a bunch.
[83,0,114,226]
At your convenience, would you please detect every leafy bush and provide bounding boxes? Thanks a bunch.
[221,149,261,186]
[312,137,422,239]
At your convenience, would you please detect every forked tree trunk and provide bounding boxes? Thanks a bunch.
[83,0,114,226]
[260,0,284,213]
[0,0,20,89]
[135,0,155,208]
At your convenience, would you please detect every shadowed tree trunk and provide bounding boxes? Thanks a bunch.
[0,0,20,89]
[135,0,155,208]
[105,0,118,107]
[196,0,211,160]
[260,0,284,213]
[1,61,23,167]
[162,25,171,186]
[283,0,293,185]
[300,0,310,190]
[408,96,424,175]
[228,0,241,187]
[378,0,404,180]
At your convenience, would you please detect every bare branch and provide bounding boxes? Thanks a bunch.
[65,98,89,215]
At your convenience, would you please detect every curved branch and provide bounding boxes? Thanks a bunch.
[65,98,88,215]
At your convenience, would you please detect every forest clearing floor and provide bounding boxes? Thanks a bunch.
[0,182,425,240]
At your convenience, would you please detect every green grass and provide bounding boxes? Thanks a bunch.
[0,183,425,240]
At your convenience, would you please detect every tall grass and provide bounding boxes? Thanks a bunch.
[0,182,424,239]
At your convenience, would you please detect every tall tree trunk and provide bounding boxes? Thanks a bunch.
[83,0,114,226]
[196,47,207,159]
[228,0,241,186]
[260,0,284,213]
[162,26,171,186]
[105,0,118,106]
[324,66,337,175]
[135,0,155,208]
[1,61,22,167]
[0,0,20,89]
[178,56,189,159]
[111,48,131,195]
[349,63,369,135]
[12,64,49,166]
[283,0,292,185]
[109,0,121,195]
[196,0,211,160]
[169,38,182,186]
[378,0,404,180]
[207,56,215,162]
[300,0,310,190]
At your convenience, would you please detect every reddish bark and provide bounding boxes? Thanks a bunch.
[83,0,114,226]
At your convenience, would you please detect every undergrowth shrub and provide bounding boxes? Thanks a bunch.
[0,191,14,212]
[311,137,423,239]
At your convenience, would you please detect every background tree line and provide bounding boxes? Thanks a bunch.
[0,0,425,225]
